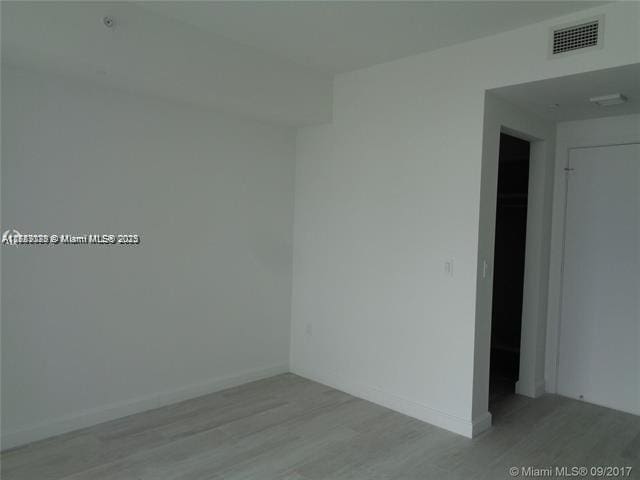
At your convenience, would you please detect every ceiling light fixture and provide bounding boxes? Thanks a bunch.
[589,93,627,107]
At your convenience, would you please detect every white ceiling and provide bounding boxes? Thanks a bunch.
[140,1,606,73]
[1,1,333,126]
[1,1,609,126]
[491,63,640,122]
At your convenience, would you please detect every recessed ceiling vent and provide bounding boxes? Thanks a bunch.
[550,16,603,57]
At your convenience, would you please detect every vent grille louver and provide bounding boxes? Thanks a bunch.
[551,18,601,56]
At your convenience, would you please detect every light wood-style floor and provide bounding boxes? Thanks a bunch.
[2,374,639,480]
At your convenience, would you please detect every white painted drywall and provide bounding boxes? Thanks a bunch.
[545,113,640,395]
[291,2,640,436]
[1,67,295,448]
[474,94,556,422]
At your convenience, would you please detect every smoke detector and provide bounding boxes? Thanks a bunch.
[589,94,627,107]
[103,16,115,29]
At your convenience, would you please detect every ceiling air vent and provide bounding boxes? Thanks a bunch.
[550,16,603,58]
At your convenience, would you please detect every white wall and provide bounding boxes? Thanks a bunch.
[1,67,295,448]
[291,2,640,437]
[545,113,640,394]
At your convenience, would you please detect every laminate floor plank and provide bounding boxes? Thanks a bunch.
[2,374,638,480]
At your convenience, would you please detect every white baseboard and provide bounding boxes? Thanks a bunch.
[535,380,546,397]
[1,364,289,451]
[291,366,479,438]
[471,411,492,436]
[515,379,546,398]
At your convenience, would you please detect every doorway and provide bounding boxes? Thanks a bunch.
[489,133,530,409]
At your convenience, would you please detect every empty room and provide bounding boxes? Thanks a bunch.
[1,1,639,479]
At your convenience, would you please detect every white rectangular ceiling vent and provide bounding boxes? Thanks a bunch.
[550,16,603,58]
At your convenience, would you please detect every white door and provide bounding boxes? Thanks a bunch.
[558,143,640,415]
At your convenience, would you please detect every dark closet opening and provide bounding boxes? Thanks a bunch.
[489,133,530,409]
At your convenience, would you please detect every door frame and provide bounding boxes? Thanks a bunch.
[504,128,550,400]
[472,92,556,435]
